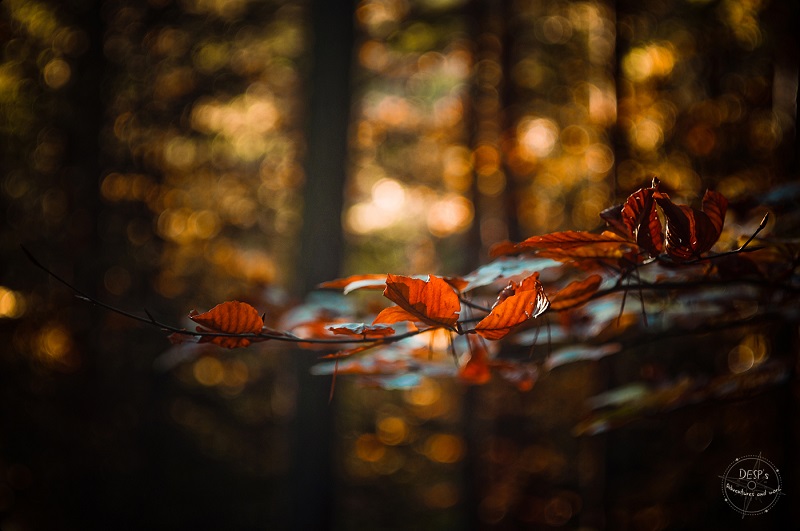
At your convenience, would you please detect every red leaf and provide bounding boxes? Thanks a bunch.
[444,276,468,292]
[189,301,264,349]
[287,313,351,349]
[702,189,728,235]
[459,336,491,384]
[487,240,519,257]
[599,203,629,237]
[377,274,461,329]
[373,305,422,325]
[492,230,637,262]
[621,184,663,257]
[475,273,549,340]
[655,190,728,261]
[548,274,603,311]
[328,323,396,338]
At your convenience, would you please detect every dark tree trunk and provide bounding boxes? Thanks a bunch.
[297,0,355,295]
[291,1,355,530]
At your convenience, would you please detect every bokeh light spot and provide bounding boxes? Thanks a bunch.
[427,195,473,237]
[422,482,459,509]
[355,433,386,463]
[543,495,574,526]
[43,58,70,89]
[404,377,441,407]
[371,178,406,212]
[518,118,559,158]
[377,416,408,446]
[423,433,464,463]
[104,266,132,296]
[727,345,754,374]
[194,356,225,386]
[0,286,26,318]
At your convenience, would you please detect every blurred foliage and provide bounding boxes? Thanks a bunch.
[99,0,310,302]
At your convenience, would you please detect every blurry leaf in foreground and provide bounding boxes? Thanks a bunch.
[371,373,425,390]
[494,361,538,391]
[459,335,491,384]
[548,274,603,311]
[317,274,388,294]
[573,360,791,436]
[544,343,622,371]
[459,256,560,292]
[328,322,396,338]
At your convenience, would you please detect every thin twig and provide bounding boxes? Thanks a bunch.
[634,265,648,327]
[681,213,769,265]
[22,246,424,346]
[460,296,492,313]
[449,331,459,366]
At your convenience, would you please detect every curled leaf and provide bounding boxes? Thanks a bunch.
[491,281,518,308]
[548,274,603,311]
[189,301,264,349]
[599,203,629,237]
[655,190,728,261]
[475,273,549,340]
[621,184,663,257]
[378,274,460,329]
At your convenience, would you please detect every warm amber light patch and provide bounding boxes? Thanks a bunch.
[423,433,464,464]
[43,58,70,89]
[422,482,460,509]
[355,434,386,463]
[193,356,225,386]
[404,377,441,407]
[376,416,408,446]
[0,286,25,318]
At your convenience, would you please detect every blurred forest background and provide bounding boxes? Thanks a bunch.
[1,0,799,529]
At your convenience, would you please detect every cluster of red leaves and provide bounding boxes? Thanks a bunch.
[317,272,550,344]
[166,178,788,393]
[491,177,728,266]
